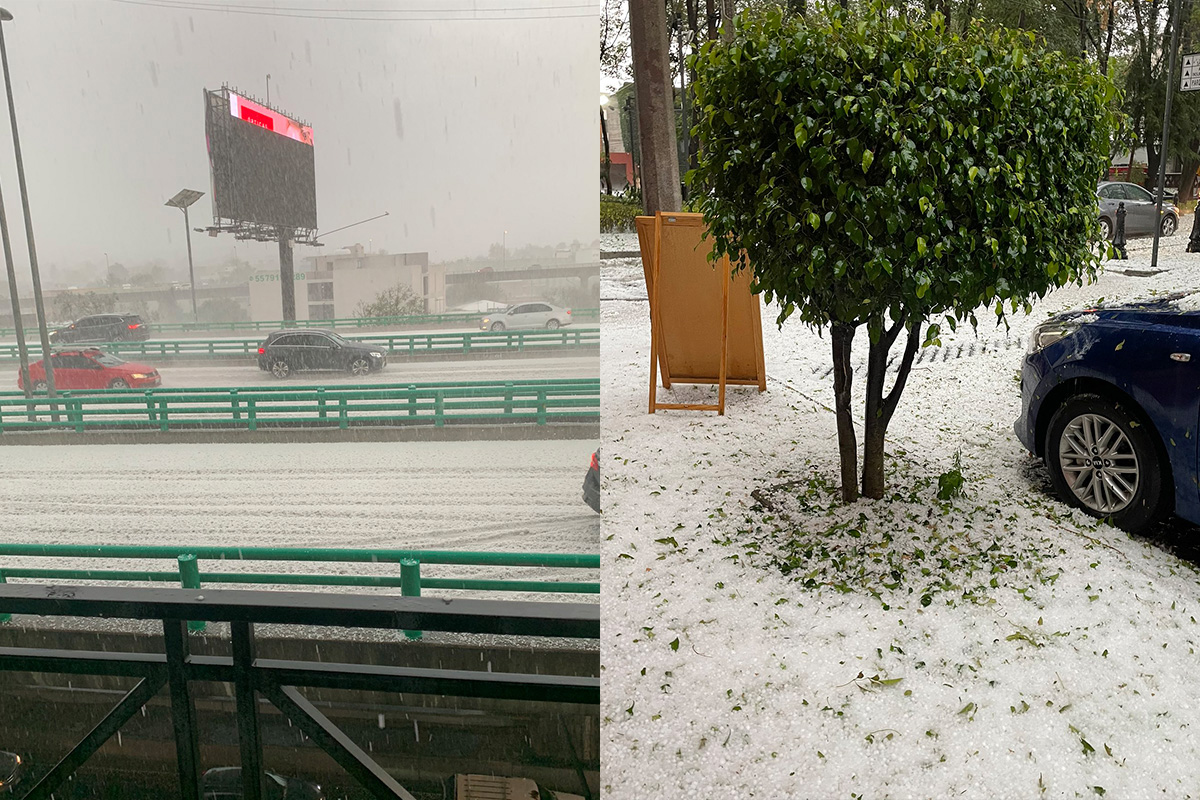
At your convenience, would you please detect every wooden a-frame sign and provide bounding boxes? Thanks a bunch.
[636,212,767,415]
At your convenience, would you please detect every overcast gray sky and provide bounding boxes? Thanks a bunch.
[0,0,597,288]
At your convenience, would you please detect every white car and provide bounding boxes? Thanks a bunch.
[480,301,572,331]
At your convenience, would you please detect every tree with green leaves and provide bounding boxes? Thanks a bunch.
[690,4,1119,501]
[354,283,424,319]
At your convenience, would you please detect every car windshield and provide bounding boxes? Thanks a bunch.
[90,352,126,367]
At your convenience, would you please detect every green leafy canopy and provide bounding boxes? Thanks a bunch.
[688,4,1119,344]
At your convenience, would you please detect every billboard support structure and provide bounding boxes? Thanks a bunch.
[278,230,295,321]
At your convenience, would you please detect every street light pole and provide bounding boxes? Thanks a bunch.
[166,189,204,322]
[0,7,54,402]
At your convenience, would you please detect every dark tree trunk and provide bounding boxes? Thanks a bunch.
[686,0,701,172]
[831,322,859,503]
[1180,153,1199,202]
[601,109,613,195]
[676,1,691,180]
[861,315,922,499]
[705,0,718,41]
[720,0,735,41]
[787,0,807,16]
[630,0,682,214]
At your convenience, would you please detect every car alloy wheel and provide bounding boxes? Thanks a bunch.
[349,357,371,377]
[1044,393,1167,532]
[108,378,129,390]
[546,319,560,329]
[1099,217,1112,240]
[33,381,47,393]
[1058,413,1139,514]
[270,360,291,379]
[491,322,505,331]
[1162,215,1177,236]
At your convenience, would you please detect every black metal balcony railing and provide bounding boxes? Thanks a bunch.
[0,583,600,800]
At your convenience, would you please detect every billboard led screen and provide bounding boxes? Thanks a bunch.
[205,88,317,231]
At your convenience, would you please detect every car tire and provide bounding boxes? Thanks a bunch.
[32,381,47,393]
[1043,393,1168,532]
[270,360,291,379]
[546,319,560,329]
[1161,215,1177,237]
[1099,217,1113,240]
[490,322,505,332]
[348,356,372,377]
[108,378,129,390]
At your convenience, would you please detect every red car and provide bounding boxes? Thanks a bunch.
[18,349,161,392]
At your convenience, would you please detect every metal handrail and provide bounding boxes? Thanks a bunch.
[0,583,599,800]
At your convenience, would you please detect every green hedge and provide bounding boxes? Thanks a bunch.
[600,195,641,233]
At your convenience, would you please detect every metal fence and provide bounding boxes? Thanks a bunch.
[0,582,599,800]
[0,378,600,433]
[0,307,601,339]
[0,327,600,362]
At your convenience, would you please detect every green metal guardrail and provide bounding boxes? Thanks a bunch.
[0,327,600,362]
[0,544,600,637]
[0,307,601,338]
[0,378,600,432]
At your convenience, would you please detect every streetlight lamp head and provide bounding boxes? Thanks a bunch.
[0,9,12,21]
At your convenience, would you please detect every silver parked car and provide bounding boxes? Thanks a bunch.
[480,301,573,331]
[1097,181,1178,240]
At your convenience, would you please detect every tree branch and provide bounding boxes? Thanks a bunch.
[880,320,922,427]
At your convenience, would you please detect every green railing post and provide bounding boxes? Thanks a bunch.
[537,389,547,425]
[0,570,10,623]
[434,391,444,427]
[463,333,471,355]
[317,388,326,420]
[231,389,240,421]
[247,399,257,431]
[400,558,421,640]
[145,391,156,424]
[408,385,417,417]
[338,398,349,429]
[177,555,206,633]
[504,382,514,415]
[68,395,83,433]
[158,399,169,432]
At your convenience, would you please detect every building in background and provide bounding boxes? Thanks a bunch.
[248,244,443,321]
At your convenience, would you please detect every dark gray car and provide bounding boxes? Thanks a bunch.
[1097,181,1178,240]
[256,329,386,379]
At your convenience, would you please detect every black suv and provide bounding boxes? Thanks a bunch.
[257,329,386,379]
[49,314,149,344]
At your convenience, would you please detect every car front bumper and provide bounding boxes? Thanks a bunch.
[1013,350,1051,456]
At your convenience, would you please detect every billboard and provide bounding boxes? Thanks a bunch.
[204,87,317,231]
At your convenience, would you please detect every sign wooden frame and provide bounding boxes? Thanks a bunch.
[636,212,767,415]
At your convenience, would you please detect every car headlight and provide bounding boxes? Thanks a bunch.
[129,373,148,379]
[1027,320,1081,354]
[369,351,383,358]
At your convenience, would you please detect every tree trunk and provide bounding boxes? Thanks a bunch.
[1180,153,1199,202]
[705,0,718,41]
[676,0,691,186]
[629,0,682,214]
[861,316,922,499]
[720,0,735,41]
[831,322,859,503]
[600,109,613,195]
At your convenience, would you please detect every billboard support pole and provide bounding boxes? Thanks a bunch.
[278,229,295,323]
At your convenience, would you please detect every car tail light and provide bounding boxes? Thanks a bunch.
[128,323,142,329]
[590,452,599,471]
[257,347,265,355]
[567,309,572,315]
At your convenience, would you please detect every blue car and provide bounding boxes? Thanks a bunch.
[1015,293,1200,532]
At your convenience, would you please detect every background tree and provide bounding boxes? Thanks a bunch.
[354,284,425,319]
[690,4,1119,501]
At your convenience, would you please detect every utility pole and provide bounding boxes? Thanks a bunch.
[0,7,53,404]
[1153,0,1184,270]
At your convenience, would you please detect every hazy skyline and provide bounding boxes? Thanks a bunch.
[0,0,598,290]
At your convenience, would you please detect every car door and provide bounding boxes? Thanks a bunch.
[272,333,303,368]
[310,333,340,370]
[1097,184,1123,231]
[507,304,532,329]
[76,353,109,389]
[1122,183,1158,235]
[52,354,89,390]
